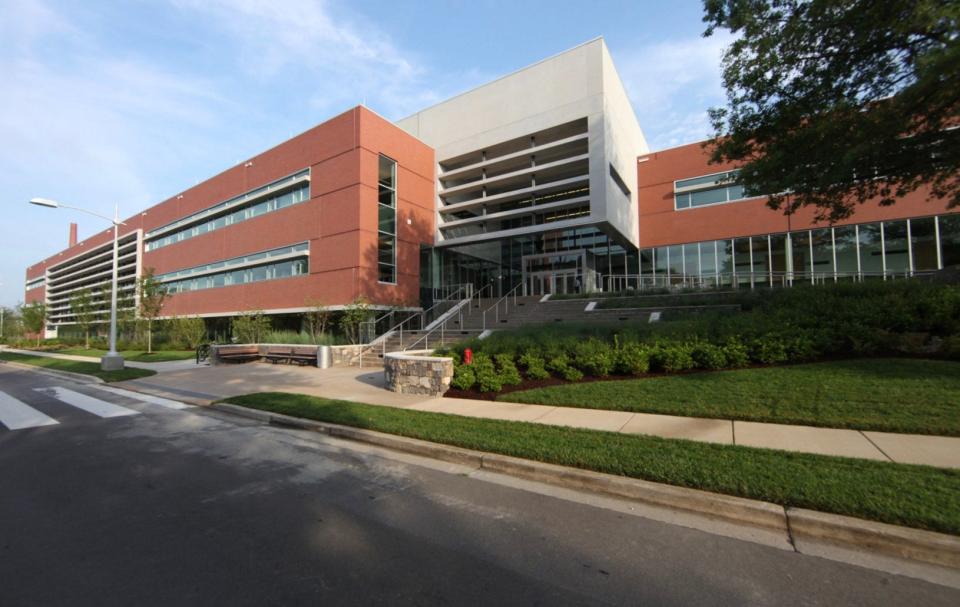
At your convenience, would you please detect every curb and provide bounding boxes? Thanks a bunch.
[208,402,960,571]
[0,360,104,384]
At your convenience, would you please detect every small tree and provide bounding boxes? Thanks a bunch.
[171,316,208,350]
[20,302,46,347]
[69,288,98,349]
[138,268,169,354]
[232,310,270,344]
[339,297,372,344]
[303,297,333,343]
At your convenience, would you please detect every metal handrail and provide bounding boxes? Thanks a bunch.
[401,285,490,353]
[358,284,472,367]
[481,281,523,331]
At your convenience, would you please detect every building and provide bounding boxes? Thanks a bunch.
[24,38,960,338]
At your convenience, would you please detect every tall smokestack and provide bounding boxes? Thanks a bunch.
[69,223,78,248]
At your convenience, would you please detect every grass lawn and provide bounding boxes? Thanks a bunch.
[0,352,156,382]
[223,392,960,535]
[53,348,195,362]
[497,358,960,436]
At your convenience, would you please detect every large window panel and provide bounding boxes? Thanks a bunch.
[377,155,397,283]
[770,234,788,275]
[810,228,834,276]
[858,223,884,273]
[790,231,811,275]
[834,226,858,274]
[911,217,938,271]
[883,220,910,273]
[940,214,960,268]
[750,236,770,282]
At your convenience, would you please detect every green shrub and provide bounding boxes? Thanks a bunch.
[547,354,584,381]
[691,342,727,370]
[572,338,616,376]
[450,363,476,390]
[473,353,503,393]
[721,338,751,368]
[749,336,789,364]
[615,342,650,375]
[518,351,550,380]
[494,353,523,386]
[650,343,695,373]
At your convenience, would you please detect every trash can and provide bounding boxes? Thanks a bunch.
[317,345,332,369]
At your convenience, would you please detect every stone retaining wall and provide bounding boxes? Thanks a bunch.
[330,344,364,366]
[384,350,453,396]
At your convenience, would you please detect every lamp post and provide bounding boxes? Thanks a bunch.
[29,198,125,371]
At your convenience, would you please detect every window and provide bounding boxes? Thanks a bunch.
[378,155,397,283]
[144,178,310,251]
[674,170,759,210]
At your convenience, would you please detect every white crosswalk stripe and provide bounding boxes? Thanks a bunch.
[35,387,140,419]
[0,391,59,430]
[89,385,191,410]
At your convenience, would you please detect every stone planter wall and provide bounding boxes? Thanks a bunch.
[384,350,453,396]
[330,344,364,366]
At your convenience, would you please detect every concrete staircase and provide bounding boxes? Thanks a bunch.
[356,294,739,367]
[358,328,482,367]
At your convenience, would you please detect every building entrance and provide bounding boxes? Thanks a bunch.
[522,250,596,296]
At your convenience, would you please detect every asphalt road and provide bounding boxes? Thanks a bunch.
[0,364,957,606]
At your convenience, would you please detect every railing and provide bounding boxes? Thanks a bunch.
[358,284,473,367]
[400,283,494,353]
[600,269,936,294]
[482,281,524,331]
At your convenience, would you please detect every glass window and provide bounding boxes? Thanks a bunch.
[654,247,669,277]
[717,239,734,273]
[834,226,858,274]
[666,245,683,278]
[682,243,700,277]
[911,217,938,271]
[770,234,788,275]
[690,188,727,207]
[810,228,834,276]
[639,249,654,277]
[883,220,910,274]
[751,236,770,283]
[699,241,717,276]
[377,155,398,283]
[939,214,960,268]
[378,205,395,234]
[858,223,883,273]
[790,231,811,276]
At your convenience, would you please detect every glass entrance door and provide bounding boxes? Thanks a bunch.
[522,250,587,296]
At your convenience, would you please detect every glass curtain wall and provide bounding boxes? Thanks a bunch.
[631,213,959,289]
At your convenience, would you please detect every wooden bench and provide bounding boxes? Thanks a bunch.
[264,346,294,364]
[289,346,318,366]
[215,345,260,364]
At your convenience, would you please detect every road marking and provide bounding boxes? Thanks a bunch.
[90,385,191,410]
[0,391,60,430]
[37,387,140,419]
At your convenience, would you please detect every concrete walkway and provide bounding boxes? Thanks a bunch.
[94,359,960,470]
[6,348,959,469]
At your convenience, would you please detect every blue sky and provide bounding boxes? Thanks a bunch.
[0,0,733,308]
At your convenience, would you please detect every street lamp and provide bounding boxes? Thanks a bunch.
[29,198,126,371]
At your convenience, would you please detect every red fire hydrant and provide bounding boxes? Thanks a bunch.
[464,348,473,365]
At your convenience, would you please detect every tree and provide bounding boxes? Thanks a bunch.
[303,297,333,343]
[339,297,372,344]
[20,302,46,347]
[232,309,270,344]
[69,288,98,349]
[170,316,208,350]
[138,268,169,354]
[703,0,960,222]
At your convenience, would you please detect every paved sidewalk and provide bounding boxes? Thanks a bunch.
[98,360,960,470]
[1,348,199,372]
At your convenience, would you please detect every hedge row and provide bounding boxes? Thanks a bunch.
[440,281,960,392]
